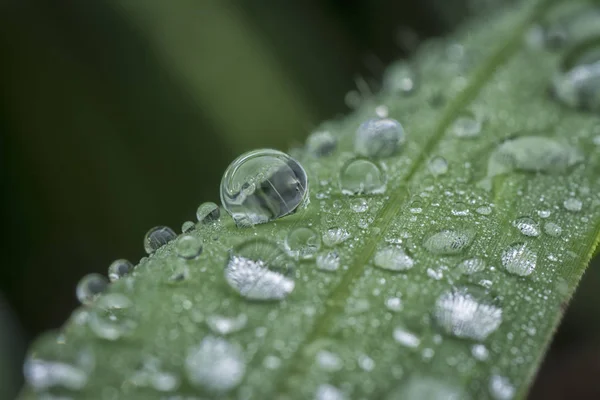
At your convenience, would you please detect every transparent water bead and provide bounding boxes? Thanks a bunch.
[339,158,386,195]
[285,227,321,260]
[316,252,340,271]
[316,350,343,372]
[76,273,108,305]
[456,258,486,274]
[450,111,481,138]
[476,205,493,215]
[501,242,537,276]
[225,239,295,300]
[423,229,474,255]
[385,297,403,312]
[129,356,180,392]
[23,331,95,392]
[552,42,600,112]
[206,314,248,335]
[355,118,405,158]
[350,198,369,213]
[322,227,351,247]
[175,235,203,260]
[544,222,562,237]
[181,220,195,233]
[428,156,448,176]
[434,287,502,341]
[513,216,540,237]
[220,149,308,227]
[306,130,337,157]
[144,226,177,254]
[383,62,416,95]
[373,246,414,271]
[185,336,245,393]
[108,259,133,282]
[471,344,489,361]
[387,376,467,400]
[393,327,421,348]
[88,293,138,340]
[196,202,220,223]
[563,197,582,212]
[489,375,515,400]
[315,384,347,400]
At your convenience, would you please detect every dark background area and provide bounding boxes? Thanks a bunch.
[0,0,598,399]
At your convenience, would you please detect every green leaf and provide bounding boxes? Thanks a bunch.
[21,0,600,399]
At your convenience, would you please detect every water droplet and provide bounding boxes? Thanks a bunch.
[306,130,337,157]
[428,156,448,176]
[476,205,493,215]
[181,220,196,233]
[471,344,489,361]
[456,258,486,274]
[358,354,375,371]
[350,198,369,213]
[537,209,551,218]
[409,197,424,214]
[544,222,562,237]
[316,251,341,272]
[375,104,389,118]
[423,229,474,255]
[385,297,403,312]
[340,158,386,195]
[315,384,347,400]
[196,202,220,223]
[322,228,351,247]
[88,293,138,340]
[76,274,108,305]
[451,202,470,217]
[185,336,245,393]
[393,327,421,348]
[563,197,582,211]
[489,375,515,400]
[285,227,321,260]
[383,62,416,95]
[206,314,248,335]
[373,246,414,271]
[450,111,481,138]
[387,377,466,400]
[513,216,540,237]
[144,226,177,254]
[316,350,343,372]
[129,356,180,392]
[501,242,537,276]
[107,259,133,282]
[225,239,295,301]
[23,331,95,392]
[174,235,203,260]
[355,118,405,158]
[427,268,444,280]
[220,149,309,226]
[552,42,600,112]
[434,287,502,341]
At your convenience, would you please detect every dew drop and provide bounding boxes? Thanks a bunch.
[88,293,138,340]
[355,118,405,158]
[383,62,416,95]
[450,112,482,138]
[350,198,369,213]
[108,259,133,282]
[322,228,351,247]
[339,158,387,195]
[23,331,95,392]
[451,202,470,217]
[196,202,220,224]
[129,356,180,392]
[206,314,248,335]
[471,344,489,361]
[489,375,515,400]
[358,354,375,371]
[181,220,196,233]
[476,206,493,215]
[306,131,337,157]
[175,235,203,260]
[144,226,177,254]
[501,242,537,276]
[544,222,562,237]
[434,287,502,341]
[225,239,295,301]
[428,156,448,176]
[315,350,343,372]
[373,246,414,271]
[76,274,108,305]
[393,327,421,348]
[315,384,347,400]
[423,229,474,255]
[387,376,467,400]
[537,209,551,218]
[220,149,309,226]
[456,258,486,274]
[316,251,341,272]
[563,197,582,212]
[185,336,245,393]
[513,216,540,237]
[285,227,321,260]
[385,297,403,312]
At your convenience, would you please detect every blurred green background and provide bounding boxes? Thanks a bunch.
[0,0,598,399]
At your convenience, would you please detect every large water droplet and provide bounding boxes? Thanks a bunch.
[220,149,309,226]
[316,251,341,272]
[306,130,337,157]
[423,229,474,255]
[225,239,295,301]
[76,273,108,305]
[489,375,515,400]
[501,242,537,276]
[322,227,351,247]
[373,246,414,271]
[108,259,133,282]
[383,62,416,95]
[206,314,248,335]
[456,258,486,274]
[315,384,347,400]
[339,158,387,195]
[355,118,405,158]
[144,226,177,254]
[185,336,245,393]
[174,235,203,260]
[196,202,220,224]
[544,222,562,237]
[181,220,196,233]
[88,293,138,340]
[434,287,502,341]
[23,331,95,392]
[285,227,321,260]
[450,111,482,138]
[513,216,540,237]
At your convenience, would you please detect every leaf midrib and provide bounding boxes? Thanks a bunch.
[270,0,557,396]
